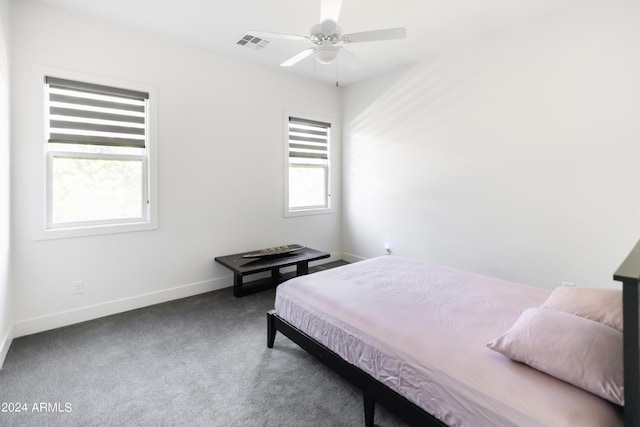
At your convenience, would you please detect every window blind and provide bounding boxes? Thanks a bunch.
[288,117,330,161]
[46,76,149,148]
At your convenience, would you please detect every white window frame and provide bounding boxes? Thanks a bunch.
[32,67,158,240]
[45,151,149,229]
[284,112,334,217]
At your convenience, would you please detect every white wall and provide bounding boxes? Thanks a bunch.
[0,0,12,366]
[342,1,640,289]
[11,0,341,336]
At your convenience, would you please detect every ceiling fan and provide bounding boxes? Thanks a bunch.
[247,0,407,69]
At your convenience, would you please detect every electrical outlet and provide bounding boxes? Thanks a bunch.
[562,281,576,287]
[72,280,84,295]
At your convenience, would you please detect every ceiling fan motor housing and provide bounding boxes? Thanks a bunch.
[310,20,342,45]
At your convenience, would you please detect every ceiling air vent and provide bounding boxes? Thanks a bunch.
[236,34,270,50]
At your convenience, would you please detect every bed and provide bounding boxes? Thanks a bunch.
[267,246,640,426]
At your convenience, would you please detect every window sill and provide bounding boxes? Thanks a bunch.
[284,207,334,218]
[33,220,157,241]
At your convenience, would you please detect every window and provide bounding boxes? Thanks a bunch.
[285,115,332,216]
[44,76,154,234]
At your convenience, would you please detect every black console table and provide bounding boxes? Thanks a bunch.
[215,245,330,297]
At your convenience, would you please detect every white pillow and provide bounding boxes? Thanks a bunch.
[541,287,623,331]
[488,307,624,406]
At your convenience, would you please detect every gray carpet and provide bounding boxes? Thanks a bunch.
[0,279,409,426]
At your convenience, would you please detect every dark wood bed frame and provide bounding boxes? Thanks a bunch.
[267,309,447,426]
[614,239,640,427]
[267,241,640,426]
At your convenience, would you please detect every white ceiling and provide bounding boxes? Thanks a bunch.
[31,0,583,86]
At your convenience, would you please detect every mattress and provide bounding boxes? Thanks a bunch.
[274,256,623,427]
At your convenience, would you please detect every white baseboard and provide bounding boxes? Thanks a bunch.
[13,276,231,338]
[312,251,343,265]
[12,252,346,339]
[0,324,13,369]
[341,252,367,263]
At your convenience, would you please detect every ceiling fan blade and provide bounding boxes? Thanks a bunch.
[280,48,315,67]
[337,47,364,70]
[343,27,407,44]
[320,0,342,23]
[247,31,309,42]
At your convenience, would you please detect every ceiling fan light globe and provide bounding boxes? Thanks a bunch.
[315,46,338,64]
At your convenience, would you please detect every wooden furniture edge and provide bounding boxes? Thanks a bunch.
[215,246,330,297]
[614,239,640,427]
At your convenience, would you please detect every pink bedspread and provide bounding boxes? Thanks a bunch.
[275,256,623,427]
